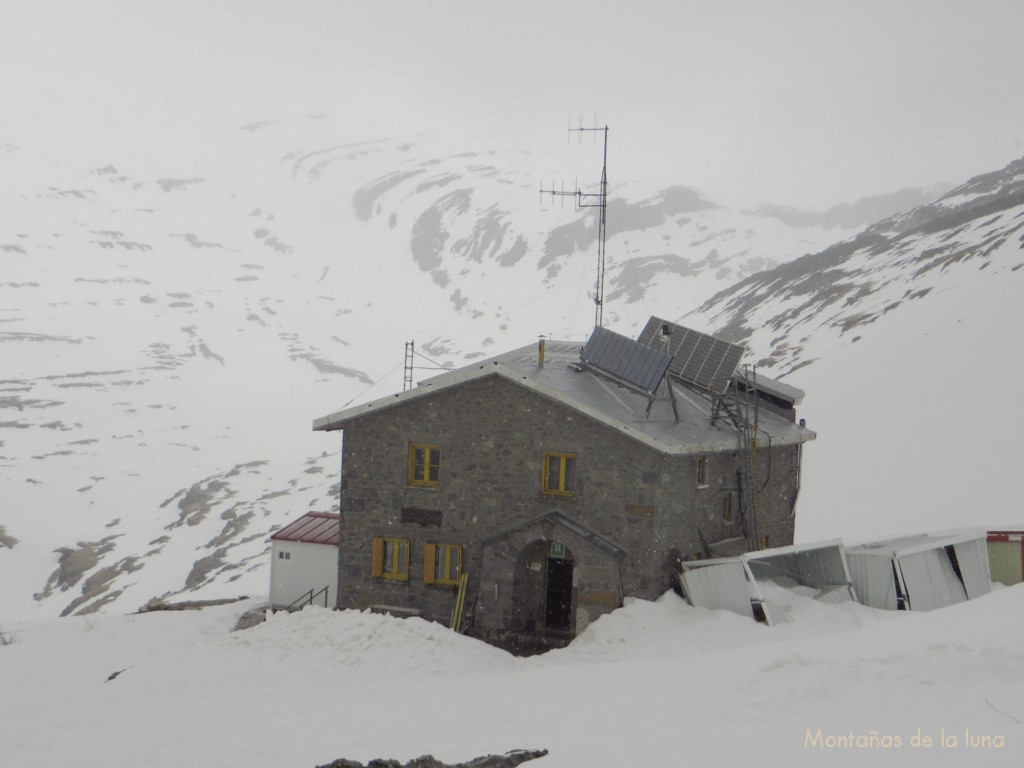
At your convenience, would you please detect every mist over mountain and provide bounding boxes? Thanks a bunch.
[2,113,1017,618]
[757,183,954,230]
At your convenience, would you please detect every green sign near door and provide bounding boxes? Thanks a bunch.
[550,541,565,558]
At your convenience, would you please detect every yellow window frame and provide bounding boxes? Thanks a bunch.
[542,451,577,497]
[371,536,410,580]
[424,542,462,585]
[696,456,708,486]
[408,443,441,488]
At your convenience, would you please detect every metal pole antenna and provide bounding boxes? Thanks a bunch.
[403,340,414,391]
[593,125,608,328]
[540,120,610,328]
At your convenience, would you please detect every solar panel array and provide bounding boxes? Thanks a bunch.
[580,326,673,393]
[637,316,745,394]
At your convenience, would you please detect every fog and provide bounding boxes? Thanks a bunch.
[4,1,1023,207]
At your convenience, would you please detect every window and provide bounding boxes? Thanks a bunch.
[371,536,410,580]
[278,550,290,560]
[542,452,577,497]
[696,456,708,486]
[722,494,733,522]
[408,443,441,488]
[424,543,462,585]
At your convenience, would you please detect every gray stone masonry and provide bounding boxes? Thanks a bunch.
[334,373,801,640]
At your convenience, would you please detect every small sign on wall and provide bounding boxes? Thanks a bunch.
[550,541,566,558]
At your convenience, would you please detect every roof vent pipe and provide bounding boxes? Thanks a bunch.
[538,336,546,366]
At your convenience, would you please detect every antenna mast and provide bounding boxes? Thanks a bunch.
[403,340,414,391]
[541,119,610,328]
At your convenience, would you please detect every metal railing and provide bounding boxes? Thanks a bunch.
[285,585,330,612]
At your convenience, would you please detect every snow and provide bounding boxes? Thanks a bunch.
[791,234,1024,544]
[3,587,1022,767]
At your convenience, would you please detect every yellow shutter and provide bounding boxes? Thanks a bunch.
[371,536,385,577]
[424,543,437,584]
[399,539,409,579]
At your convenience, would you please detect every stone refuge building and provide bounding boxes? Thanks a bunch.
[313,318,816,652]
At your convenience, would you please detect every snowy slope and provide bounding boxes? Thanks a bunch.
[688,158,1024,542]
[0,115,860,618]
[2,587,1022,767]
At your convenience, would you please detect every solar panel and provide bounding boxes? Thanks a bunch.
[580,326,673,393]
[638,316,745,394]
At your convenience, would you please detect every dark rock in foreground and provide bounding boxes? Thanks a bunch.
[316,748,548,768]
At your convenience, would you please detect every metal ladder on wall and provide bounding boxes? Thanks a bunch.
[711,373,762,551]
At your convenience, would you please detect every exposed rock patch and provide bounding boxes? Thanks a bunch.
[34,536,120,601]
[316,749,548,768]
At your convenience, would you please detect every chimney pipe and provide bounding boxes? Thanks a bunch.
[538,336,546,366]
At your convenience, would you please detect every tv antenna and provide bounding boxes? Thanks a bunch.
[541,118,609,328]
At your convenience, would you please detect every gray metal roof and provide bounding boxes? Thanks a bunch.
[845,529,988,558]
[313,339,816,455]
[683,538,848,568]
[735,368,806,406]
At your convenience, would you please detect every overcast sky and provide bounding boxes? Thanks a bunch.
[4,0,1023,208]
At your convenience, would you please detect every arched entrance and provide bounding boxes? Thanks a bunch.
[512,539,576,635]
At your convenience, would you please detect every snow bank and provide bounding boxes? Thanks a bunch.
[4,587,1023,767]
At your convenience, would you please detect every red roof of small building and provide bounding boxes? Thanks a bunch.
[988,531,1024,542]
[271,512,340,545]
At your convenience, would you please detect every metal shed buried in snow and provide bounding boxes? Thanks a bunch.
[845,531,991,612]
[679,539,856,625]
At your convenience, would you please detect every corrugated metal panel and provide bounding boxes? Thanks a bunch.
[952,539,992,600]
[899,549,966,611]
[794,547,851,589]
[271,512,340,545]
[988,541,1024,585]
[847,553,898,610]
[680,561,754,619]
[748,545,851,590]
[747,555,793,583]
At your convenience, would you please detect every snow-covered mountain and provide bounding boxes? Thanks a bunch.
[688,157,1024,542]
[1,113,1013,619]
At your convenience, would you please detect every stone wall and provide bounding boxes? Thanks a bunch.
[333,373,801,638]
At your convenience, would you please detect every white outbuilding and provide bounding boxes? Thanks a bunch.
[679,539,856,625]
[269,512,339,610]
[845,531,991,612]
